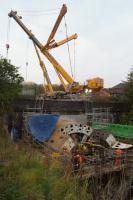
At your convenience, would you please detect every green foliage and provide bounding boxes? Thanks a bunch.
[0,58,23,109]
[120,106,133,125]
[123,68,133,105]
[0,128,92,200]
[118,68,133,124]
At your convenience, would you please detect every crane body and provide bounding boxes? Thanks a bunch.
[8,6,79,94]
[8,5,103,96]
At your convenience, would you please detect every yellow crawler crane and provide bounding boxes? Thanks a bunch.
[9,5,80,94]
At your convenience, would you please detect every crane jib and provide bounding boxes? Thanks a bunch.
[8,10,43,50]
[8,9,75,90]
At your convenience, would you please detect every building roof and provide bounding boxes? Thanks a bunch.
[111,82,125,89]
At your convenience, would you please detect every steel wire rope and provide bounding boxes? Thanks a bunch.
[25,39,29,81]
[73,39,76,80]
[6,18,11,59]
[64,16,74,78]
[19,12,58,17]
[18,8,60,13]
[18,8,60,17]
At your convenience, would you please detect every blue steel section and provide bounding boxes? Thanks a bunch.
[27,114,59,142]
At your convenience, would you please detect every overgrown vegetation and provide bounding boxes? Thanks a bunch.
[0,57,23,111]
[0,127,92,200]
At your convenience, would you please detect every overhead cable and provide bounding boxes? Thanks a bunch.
[64,16,73,78]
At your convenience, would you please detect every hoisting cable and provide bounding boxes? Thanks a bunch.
[18,8,60,13]
[25,62,28,81]
[73,38,76,80]
[64,16,74,78]
[18,12,58,17]
[18,8,60,17]
[25,39,29,81]
[6,18,11,59]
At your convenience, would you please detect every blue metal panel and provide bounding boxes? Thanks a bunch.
[27,114,59,142]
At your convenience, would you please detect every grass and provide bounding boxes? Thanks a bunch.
[0,124,92,200]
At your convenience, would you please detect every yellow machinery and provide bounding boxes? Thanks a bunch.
[8,4,103,95]
[87,77,104,90]
[33,43,54,95]
[8,5,80,94]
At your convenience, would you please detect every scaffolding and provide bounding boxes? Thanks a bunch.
[87,107,114,124]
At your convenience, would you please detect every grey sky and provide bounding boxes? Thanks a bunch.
[1,0,133,87]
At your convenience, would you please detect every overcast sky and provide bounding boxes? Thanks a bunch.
[1,0,133,87]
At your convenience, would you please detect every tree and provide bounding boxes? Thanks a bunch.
[119,68,133,124]
[124,68,133,105]
[0,58,23,110]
